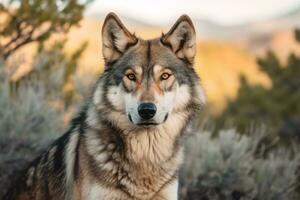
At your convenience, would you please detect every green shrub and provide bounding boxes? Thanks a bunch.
[215,30,300,139]
[180,129,300,200]
[0,60,64,144]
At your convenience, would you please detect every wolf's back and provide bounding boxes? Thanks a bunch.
[2,131,73,200]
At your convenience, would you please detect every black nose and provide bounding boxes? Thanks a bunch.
[138,103,157,120]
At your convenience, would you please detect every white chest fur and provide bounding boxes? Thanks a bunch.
[81,179,178,200]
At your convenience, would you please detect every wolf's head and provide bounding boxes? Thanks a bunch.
[92,13,205,130]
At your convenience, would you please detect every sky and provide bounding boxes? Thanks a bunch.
[86,0,300,26]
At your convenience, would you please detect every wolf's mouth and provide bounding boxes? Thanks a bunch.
[137,122,159,126]
[128,113,169,126]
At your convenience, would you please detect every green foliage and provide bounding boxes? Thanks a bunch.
[11,39,88,107]
[180,129,300,200]
[0,62,66,196]
[0,66,64,143]
[0,0,92,60]
[215,30,300,138]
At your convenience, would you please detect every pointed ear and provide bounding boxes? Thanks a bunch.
[161,15,196,64]
[102,13,137,66]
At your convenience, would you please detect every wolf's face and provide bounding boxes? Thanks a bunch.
[94,13,205,129]
[120,63,188,126]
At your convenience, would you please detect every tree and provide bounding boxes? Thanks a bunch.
[215,30,300,139]
[10,39,88,107]
[0,0,91,60]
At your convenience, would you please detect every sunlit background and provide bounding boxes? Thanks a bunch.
[87,0,300,112]
[10,0,300,112]
[87,0,300,26]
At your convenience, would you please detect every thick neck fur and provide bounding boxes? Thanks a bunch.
[80,103,190,198]
[84,102,189,164]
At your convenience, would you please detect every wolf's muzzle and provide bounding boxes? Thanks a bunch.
[138,103,157,120]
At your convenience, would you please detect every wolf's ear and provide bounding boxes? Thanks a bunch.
[161,15,196,64]
[102,13,137,66]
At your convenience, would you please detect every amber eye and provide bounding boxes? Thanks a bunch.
[126,73,136,81]
[161,73,171,80]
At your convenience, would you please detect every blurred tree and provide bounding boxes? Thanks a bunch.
[215,29,300,139]
[0,0,91,60]
[10,39,88,108]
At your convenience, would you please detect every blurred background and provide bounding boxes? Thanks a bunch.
[1,0,300,199]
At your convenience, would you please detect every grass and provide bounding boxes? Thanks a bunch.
[180,129,300,200]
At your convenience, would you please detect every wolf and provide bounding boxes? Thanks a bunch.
[3,13,205,200]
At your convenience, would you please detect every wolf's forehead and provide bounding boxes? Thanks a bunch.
[124,39,174,69]
[130,64,164,76]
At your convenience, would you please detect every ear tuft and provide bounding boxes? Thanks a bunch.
[161,15,196,64]
[102,12,137,66]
